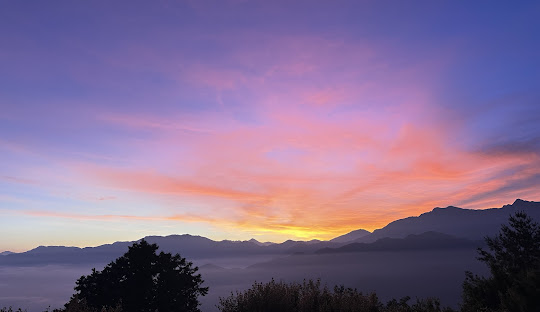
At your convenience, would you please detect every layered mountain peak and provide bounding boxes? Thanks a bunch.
[509,198,538,208]
[432,205,462,211]
[330,229,371,243]
[429,206,466,215]
[354,199,540,243]
[247,238,275,246]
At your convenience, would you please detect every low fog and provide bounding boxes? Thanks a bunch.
[0,248,487,312]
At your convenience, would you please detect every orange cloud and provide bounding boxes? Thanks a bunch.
[81,95,540,241]
[16,33,534,243]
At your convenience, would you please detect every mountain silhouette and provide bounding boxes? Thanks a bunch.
[317,231,480,254]
[0,235,342,266]
[1,199,538,267]
[354,199,540,243]
[330,229,371,243]
[248,238,275,246]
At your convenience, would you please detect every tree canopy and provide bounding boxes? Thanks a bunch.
[66,239,208,312]
[462,211,540,311]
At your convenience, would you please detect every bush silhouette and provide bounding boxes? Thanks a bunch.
[462,211,540,311]
[218,278,454,312]
[62,239,207,312]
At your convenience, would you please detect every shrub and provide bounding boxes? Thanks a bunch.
[218,278,454,312]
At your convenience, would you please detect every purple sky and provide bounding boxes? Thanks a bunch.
[1,1,539,251]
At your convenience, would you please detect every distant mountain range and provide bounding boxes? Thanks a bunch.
[1,199,538,266]
[0,235,343,266]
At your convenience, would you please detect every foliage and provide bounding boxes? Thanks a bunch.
[218,278,455,312]
[461,211,540,312]
[63,239,207,312]
[385,297,455,312]
[0,308,26,312]
[46,296,122,312]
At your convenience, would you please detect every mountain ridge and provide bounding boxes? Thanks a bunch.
[353,199,540,243]
[317,231,481,254]
[330,229,371,243]
[1,199,538,267]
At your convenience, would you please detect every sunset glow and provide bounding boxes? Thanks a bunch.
[1,1,539,252]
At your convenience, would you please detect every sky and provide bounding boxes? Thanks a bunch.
[1,1,540,252]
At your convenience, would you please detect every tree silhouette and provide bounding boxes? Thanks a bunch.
[66,239,208,312]
[462,211,540,311]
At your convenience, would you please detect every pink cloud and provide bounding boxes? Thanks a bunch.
[94,106,538,235]
[7,31,536,242]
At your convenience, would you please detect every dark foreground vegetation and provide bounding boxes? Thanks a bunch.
[2,212,539,312]
[58,240,207,312]
[461,212,540,311]
[219,278,454,312]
